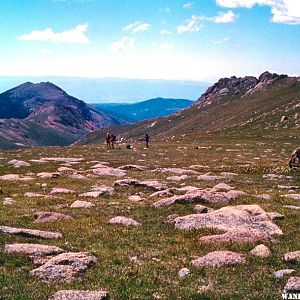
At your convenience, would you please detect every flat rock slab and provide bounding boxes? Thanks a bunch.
[250,244,272,257]
[8,159,31,168]
[283,251,300,263]
[50,188,76,194]
[3,197,16,205]
[114,179,168,191]
[153,189,246,207]
[283,277,300,293]
[167,175,189,181]
[0,226,62,239]
[40,157,84,163]
[31,252,97,282]
[274,269,295,279]
[175,204,283,243]
[197,174,224,181]
[37,172,60,179]
[191,251,245,268]
[92,167,126,177]
[24,192,57,199]
[149,189,173,198]
[34,212,74,223]
[153,167,199,175]
[80,186,114,198]
[283,205,300,211]
[70,200,95,208]
[119,165,146,171]
[4,243,65,256]
[108,216,140,227]
[50,290,110,300]
[283,194,300,200]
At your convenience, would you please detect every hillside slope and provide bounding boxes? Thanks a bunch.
[78,72,300,144]
[0,82,124,149]
[92,98,193,122]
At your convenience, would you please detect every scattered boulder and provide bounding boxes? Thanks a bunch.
[191,251,245,268]
[8,159,30,168]
[149,189,173,198]
[283,277,300,293]
[128,195,144,202]
[50,290,110,300]
[256,194,272,200]
[119,165,146,171]
[175,205,283,243]
[108,216,140,227]
[283,251,300,263]
[37,172,60,179]
[4,243,64,256]
[212,183,234,192]
[274,269,295,279]
[92,167,126,177]
[167,175,189,181]
[197,174,224,181]
[178,267,190,279]
[31,252,97,281]
[3,197,16,205]
[34,212,74,223]
[50,188,76,194]
[0,174,34,181]
[0,226,62,239]
[114,179,168,191]
[250,244,271,257]
[70,201,95,208]
[80,186,114,198]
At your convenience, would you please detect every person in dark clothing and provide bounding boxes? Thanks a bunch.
[144,133,150,148]
[111,134,117,149]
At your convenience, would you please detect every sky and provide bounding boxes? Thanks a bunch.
[0,0,299,82]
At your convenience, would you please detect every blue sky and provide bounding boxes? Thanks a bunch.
[0,0,299,81]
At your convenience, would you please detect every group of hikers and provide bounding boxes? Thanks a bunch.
[105,133,150,149]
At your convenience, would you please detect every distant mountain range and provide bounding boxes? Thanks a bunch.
[91,98,193,122]
[78,71,300,145]
[0,82,124,149]
[0,77,209,103]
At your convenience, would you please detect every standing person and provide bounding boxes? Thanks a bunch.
[144,133,150,148]
[105,133,111,149]
[111,134,117,149]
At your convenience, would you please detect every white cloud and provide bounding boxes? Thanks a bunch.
[160,43,174,50]
[216,0,300,24]
[210,37,230,44]
[123,21,150,33]
[18,24,90,44]
[212,10,236,23]
[177,15,203,33]
[183,3,193,9]
[160,29,171,35]
[108,37,135,52]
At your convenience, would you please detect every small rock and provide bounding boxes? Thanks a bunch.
[8,159,31,168]
[212,183,234,191]
[149,189,173,198]
[50,188,76,194]
[50,290,110,300]
[250,244,272,257]
[283,251,300,263]
[274,269,295,279]
[92,167,126,177]
[167,175,189,181]
[108,216,140,227]
[194,205,209,213]
[3,197,16,205]
[119,165,146,171]
[166,214,179,223]
[197,174,224,181]
[37,172,60,179]
[178,267,190,279]
[283,205,300,210]
[70,201,95,208]
[191,251,245,267]
[128,195,144,202]
[283,277,300,293]
[256,194,272,200]
[267,212,285,220]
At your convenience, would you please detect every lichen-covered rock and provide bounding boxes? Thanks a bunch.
[167,175,189,181]
[149,189,173,198]
[37,172,60,179]
[175,205,283,243]
[178,268,190,279]
[50,290,110,300]
[31,252,97,281]
[8,159,31,168]
[250,244,272,257]
[50,188,76,194]
[0,226,62,239]
[4,243,65,256]
[34,212,74,223]
[108,216,140,227]
[0,174,34,181]
[283,277,300,293]
[92,167,126,177]
[191,251,245,268]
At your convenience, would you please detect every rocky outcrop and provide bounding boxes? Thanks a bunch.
[175,205,283,243]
